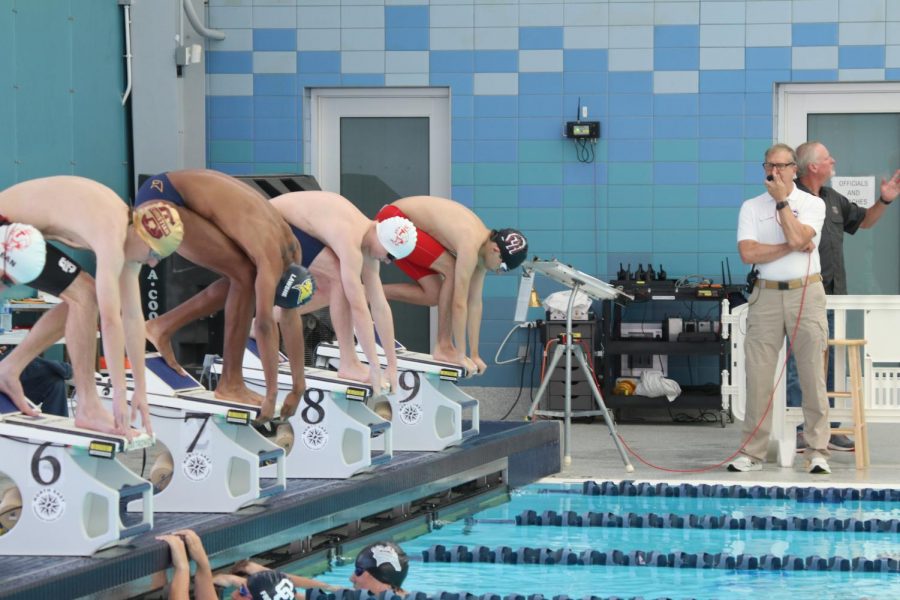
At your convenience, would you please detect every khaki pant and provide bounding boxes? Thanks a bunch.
[742,281,829,462]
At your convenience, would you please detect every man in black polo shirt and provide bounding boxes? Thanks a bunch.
[788,141,900,451]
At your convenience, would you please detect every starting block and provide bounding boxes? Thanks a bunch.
[212,340,393,478]
[315,341,480,451]
[0,393,153,556]
[95,353,286,512]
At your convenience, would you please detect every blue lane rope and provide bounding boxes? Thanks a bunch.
[419,543,900,573]
[536,480,900,502]
[506,509,900,533]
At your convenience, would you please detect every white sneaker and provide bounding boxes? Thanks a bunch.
[727,456,762,472]
[807,456,831,474]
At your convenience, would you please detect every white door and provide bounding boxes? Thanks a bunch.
[309,88,451,352]
[777,82,900,295]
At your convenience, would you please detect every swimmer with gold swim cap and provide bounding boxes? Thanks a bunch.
[133,170,309,424]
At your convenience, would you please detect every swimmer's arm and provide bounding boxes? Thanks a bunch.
[465,266,487,367]
[340,249,383,374]
[120,261,153,434]
[275,306,306,419]
[451,251,479,359]
[95,244,130,419]
[252,259,282,411]
[362,259,399,383]
[283,573,340,592]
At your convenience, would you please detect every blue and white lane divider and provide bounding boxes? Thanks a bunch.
[419,543,900,573]
[492,509,900,532]
[537,480,900,502]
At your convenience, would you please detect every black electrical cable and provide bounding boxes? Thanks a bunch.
[500,326,532,420]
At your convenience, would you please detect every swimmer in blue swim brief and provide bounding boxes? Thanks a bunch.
[137,169,308,423]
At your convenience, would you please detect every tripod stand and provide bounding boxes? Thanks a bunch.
[524,261,634,471]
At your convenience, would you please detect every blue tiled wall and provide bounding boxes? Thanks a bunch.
[206,0,900,387]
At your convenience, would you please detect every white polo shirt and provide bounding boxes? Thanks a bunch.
[737,185,825,281]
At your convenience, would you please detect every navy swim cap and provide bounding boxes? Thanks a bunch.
[246,570,295,600]
[355,541,409,590]
[275,263,316,308]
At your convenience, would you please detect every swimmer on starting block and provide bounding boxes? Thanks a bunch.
[135,170,314,422]
[269,191,417,393]
[0,177,184,437]
[378,196,529,375]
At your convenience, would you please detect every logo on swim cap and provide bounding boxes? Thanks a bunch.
[376,216,417,260]
[247,570,295,600]
[133,201,184,259]
[355,541,409,590]
[275,264,316,308]
[370,544,402,571]
[0,223,46,285]
[491,228,528,272]
[150,179,164,194]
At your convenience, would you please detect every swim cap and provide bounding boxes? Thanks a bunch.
[275,263,316,308]
[132,201,184,259]
[376,216,417,260]
[355,541,409,590]
[0,223,46,285]
[490,228,528,272]
[246,570,295,600]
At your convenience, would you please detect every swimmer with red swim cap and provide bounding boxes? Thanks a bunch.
[378,196,528,377]
[0,176,183,438]
[269,191,417,394]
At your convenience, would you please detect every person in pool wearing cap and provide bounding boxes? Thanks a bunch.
[0,176,182,437]
[268,191,417,393]
[134,170,313,423]
[377,197,528,375]
[233,540,409,597]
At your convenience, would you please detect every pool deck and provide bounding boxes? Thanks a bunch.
[472,387,900,489]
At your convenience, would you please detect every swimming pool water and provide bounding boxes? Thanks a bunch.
[312,482,900,599]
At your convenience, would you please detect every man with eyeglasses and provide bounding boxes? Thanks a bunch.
[786,142,900,453]
[269,191,417,394]
[135,170,313,424]
[732,143,831,474]
[376,196,529,376]
[0,176,183,438]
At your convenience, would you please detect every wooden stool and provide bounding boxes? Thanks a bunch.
[827,339,869,469]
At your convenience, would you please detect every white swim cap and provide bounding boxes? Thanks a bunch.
[376,216,417,260]
[0,223,46,285]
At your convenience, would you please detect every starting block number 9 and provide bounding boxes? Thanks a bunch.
[31,443,62,485]
[398,371,420,403]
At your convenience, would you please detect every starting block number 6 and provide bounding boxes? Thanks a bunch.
[31,443,62,486]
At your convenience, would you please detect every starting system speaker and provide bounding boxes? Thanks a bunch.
[137,174,323,372]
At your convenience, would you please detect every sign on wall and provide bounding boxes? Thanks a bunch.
[831,176,877,208]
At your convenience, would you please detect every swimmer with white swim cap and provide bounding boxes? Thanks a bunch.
[269,191,418,394]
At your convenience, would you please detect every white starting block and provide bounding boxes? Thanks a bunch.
[212,340,393,478]
[314,341,480,452]
[0,393,154,556]
[95,353,286,512]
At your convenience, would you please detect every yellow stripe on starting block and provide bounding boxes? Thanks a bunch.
[345,387,369,401]
[88,440,116,459]
[225,409,252,425]
[439,368,461,381]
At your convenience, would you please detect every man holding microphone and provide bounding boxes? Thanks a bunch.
[731,143,830,474]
